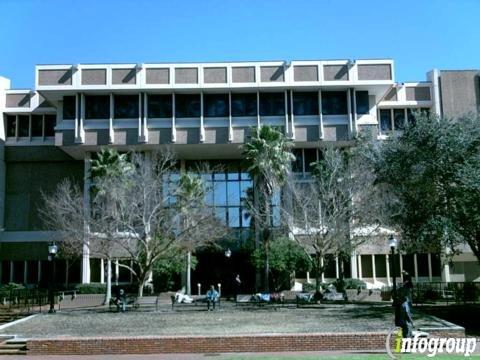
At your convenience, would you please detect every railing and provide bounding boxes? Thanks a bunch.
[413,282,480,305]
[5,288,50,313]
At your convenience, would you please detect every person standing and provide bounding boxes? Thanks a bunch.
[234,274,242,299]
[399,293,414,338]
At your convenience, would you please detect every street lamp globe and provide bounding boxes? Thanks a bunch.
[388,234,397,251]
[48,243,58,256]
[224,248,232,258]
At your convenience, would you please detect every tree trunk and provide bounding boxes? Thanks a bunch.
[264,191,271,292]
[253,175,261,292]
[264,239,270,293]
[315,253,322,294]
[103,258,112,305]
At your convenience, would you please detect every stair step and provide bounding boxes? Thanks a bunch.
[0,343,26,349]
[0,349,27,355]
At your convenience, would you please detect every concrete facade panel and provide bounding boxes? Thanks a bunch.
[204,67,227,84]
[147,129,172,144]
[232,67,255,83]
[55,130,75,146]
[175,128,200,144]
[405,87,431,101]
[6,94,31,108]
[204,127,229,144]
[323,125,349,141]
[175,68,198,84]
[81,69,107,85]
[146,68,170,84]
[112,68,137,85]
[38,69,73,85]
[260,66,284,82]
[84,129,110,146]
[323,65,349,81]
[293,66,318,82]
[440,71,480,117]
[295,126,319,141]
[357,64,392,80]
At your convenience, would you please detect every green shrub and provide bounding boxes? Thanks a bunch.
[331,278,366,291]
[74,283,106,294]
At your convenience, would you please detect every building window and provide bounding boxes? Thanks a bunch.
[114,95,139,119]
[356,91,369,115]
[304,148,318,172]
[204,94,229,117]
[260,92,285,116]
[175,94,200,118]
[231,93,257,117]
[5,115,16,137]
[63,96,76,120]
[322,91,347,115]
[393,109,405,130]
[18,115,29,137]
[380,109,392,132]
[293,92,319,116]
[44,115,56,136]
[85,95,110,119]
[148,94,172,118]
[31,115,43,137]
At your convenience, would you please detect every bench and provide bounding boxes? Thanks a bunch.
[171,295,221,310]
[235,293,284,309]
[134,296,159,311]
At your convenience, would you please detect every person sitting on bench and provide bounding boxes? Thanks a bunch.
[206,285,219,311]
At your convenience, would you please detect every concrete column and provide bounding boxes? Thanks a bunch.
[428,253,433,281]
[357,255,363,279]
[371,254,376,283]
[399,254,404,282]
[350,252,358,279]
[100,258,105,284]
[9,261,13,283]
[171,93,176,142]
[386,254,391,286]
[199,92,205,142]
[143,92,149,142]
[256,91,261,128]
[306,271,310,283]
[82,152,91,284]
[335,257,339,279]
[413,254,419,281]
[108,93,114,143]
[347,89,353,137]
[289,90,295,139]
[115,260,119,286]
[320,257,325,283]
[318,90,324,139]
[228,92,233,142]
[23,261,27,284]
[442,262,451,283]
[284,90,288,136]
[38,260,42,283]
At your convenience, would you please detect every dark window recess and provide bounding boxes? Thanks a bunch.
[304,148,318,172]
[114,95,139,119]
[293,92,319,116]
[85,95,110,119]
[1,261,11,284]
[204,94,229,117]
[431,253,442,277]
[12,261,24,283]
[63,96,76,120]
[27,261,38,284]
[31,115,43,137]
[380,109,392,132]
[394,109,405,130]
[407,109,416,126]
[322,91,347,115]
[44,115,56,136]
[260,92,285,116]
[231,93,257,117]
[292,149,303,172]
[417,254,429,277]
[175,94,200,118]
[148,94,172,118]
[6,115,16,137]
[356,91,369,115]
[18,115,29,137]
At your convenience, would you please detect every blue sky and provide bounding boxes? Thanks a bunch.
[0,0,478,88]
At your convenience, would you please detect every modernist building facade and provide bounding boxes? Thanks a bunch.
[0,59,479,290]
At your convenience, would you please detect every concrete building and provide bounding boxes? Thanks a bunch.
[0,60,479,290]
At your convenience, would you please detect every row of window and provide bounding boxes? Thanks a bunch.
[379,108,430,132]
[5,114,56,138]
[63,91,370,120]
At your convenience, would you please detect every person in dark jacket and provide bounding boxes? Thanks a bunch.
[398,293,414,338]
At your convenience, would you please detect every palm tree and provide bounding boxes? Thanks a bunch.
[90,148,131,304]
[242,126,295,291]
[177,173,206,295]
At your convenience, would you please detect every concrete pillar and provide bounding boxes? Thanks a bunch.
[108,93,114,143]
[350,252,358,279]
[371,254,376,283]
[9,261,13,283]
[82,152,91,284]
[320,257,325,283]
[335,257,339,279]
[115,260,119,286]
[386,254,391,286]
[399,254,404,282]
[38,260,41,283]
[442,262,451,283]
[306,271,310,283]
[100,258,105,284]
[357,255,363,279]
[23,261,27,284]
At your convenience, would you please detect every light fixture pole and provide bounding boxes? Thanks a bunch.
[388,234,399,325]
[48,243,58,314]
[225,248,232,298]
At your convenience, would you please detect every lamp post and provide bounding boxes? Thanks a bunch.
[48,243,58,314]
[224,248,232,299]
[388,234,399,325]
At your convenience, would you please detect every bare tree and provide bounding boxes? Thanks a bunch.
[42,150,227,298]
[285,143,388,294]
